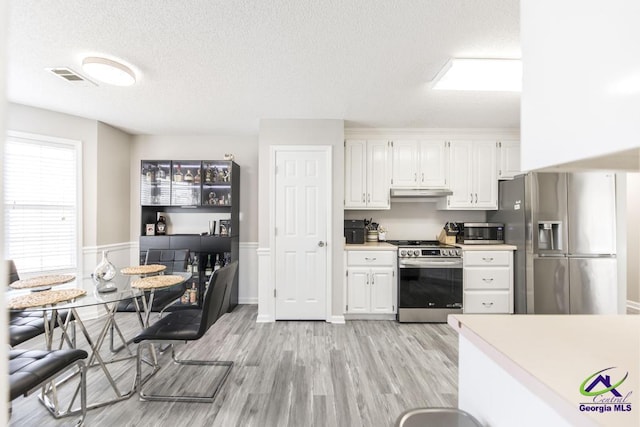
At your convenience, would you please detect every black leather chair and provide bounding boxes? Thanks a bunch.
[116,249,191,313]
[134,261,237,402]
[7,260,74,347]
[10,349,88,425]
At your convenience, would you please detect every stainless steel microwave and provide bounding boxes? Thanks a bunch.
[459,222,504,244]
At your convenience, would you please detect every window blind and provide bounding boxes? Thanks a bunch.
[4,134,79,274]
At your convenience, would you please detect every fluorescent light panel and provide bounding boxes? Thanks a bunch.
[432,58,522,92]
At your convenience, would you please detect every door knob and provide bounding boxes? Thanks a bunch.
[318,241,325,247]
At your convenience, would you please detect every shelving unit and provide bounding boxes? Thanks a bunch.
[140,160,240,310]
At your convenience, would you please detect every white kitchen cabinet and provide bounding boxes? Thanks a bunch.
[497,139,521,180]
[439,140,498,210]
[391,140,448,188]
[463,250,514,314]
[345,250,396,315]
[344,139,390,209]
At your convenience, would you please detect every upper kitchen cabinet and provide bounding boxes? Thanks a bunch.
[438,140,498,210]
[344,139,390,210]
[497,139,521,180]
[391,140,448,188]
[141,160,172,206]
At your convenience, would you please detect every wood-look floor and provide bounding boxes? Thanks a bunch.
[9,305,459,427]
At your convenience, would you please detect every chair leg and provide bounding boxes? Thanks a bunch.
[137,342,233,403]
[36,360,87,425]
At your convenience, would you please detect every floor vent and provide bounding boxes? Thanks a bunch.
[46,67,97,86]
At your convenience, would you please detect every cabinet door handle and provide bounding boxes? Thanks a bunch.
[414,173,417,182]
[475,193,478,203]
[421,172,424,182]
[482,302,494,307]
[366,274,369,285]
[367,193,371,203]
[371,274,375,285]
[470,193,473,203]
[364,257,377,261]
[482,257,494,262]
[362,193,366,203]
[482,278,494,283]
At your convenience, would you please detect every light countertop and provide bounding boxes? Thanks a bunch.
[449,314,640,427]
[344,241,397,251]
[456,243,517,251]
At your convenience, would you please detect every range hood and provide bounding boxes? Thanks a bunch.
[390,188,453,199]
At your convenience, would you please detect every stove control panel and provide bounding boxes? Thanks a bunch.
[398,248,462,258]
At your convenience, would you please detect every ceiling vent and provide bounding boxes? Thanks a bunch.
[46,67,97,86]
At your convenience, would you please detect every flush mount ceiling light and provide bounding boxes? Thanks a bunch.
[82,56,136,86]
[431,58,522,92]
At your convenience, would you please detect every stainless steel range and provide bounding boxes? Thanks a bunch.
[389,240,463,323]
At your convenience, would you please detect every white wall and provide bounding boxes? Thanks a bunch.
[258,119,345,319]
[521,1,640,171]
[627,173,640,303]
[97,123,131,244]
[345,204,485,241]
[1,1,8,420]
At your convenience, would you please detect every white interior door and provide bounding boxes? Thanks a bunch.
[274,148,329,319]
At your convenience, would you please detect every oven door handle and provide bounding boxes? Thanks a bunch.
[399,260,462,268]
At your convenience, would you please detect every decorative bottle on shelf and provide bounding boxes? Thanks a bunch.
[212,166,219,182]
[205,164,212,183]
[189,282,198,304]
[205,254,212,276]
[174,164,183,182]
[214,254,222,272]
[194,169,201,184]
[156,216,167,235]
[184,169,194,182]
[157,166,166,180]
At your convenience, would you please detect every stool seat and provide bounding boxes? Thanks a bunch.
[9,349,88,401]
[395,408,482,427]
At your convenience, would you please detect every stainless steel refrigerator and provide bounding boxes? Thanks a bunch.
[488,172,618,314]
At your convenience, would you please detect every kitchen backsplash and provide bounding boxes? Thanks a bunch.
[344,203,486,240]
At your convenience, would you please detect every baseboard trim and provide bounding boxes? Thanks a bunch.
[330,315,346,324]
[627,300,640,313]
[344,313,396,321]
[256,314,274,323]
[239,297,258,304]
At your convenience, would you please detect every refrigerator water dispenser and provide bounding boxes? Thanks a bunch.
[538,221,563,251]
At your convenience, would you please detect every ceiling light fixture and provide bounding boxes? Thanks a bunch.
[82,56,136,86]
[431,58,522,92]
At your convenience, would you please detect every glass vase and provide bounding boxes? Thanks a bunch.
[94,250,116,281]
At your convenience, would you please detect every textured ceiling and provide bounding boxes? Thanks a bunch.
[7,0,521,135]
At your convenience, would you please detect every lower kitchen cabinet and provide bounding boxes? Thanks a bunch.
[463,249,514,314]
[345,250,396,315]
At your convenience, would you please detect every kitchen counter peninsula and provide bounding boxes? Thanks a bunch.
[448,314,640,427]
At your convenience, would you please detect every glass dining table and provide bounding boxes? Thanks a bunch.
[6,270,192,418]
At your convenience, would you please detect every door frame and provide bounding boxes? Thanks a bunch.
[269,145,333,321]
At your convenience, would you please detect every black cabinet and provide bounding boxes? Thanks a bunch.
[139,160,240,310]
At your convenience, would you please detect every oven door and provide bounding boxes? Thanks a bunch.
[398,258,463,309]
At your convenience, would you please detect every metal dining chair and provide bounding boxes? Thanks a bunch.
[134,261,237,402]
